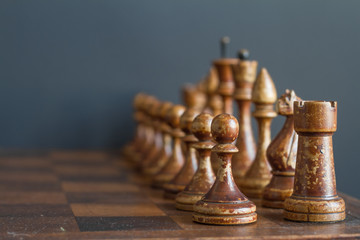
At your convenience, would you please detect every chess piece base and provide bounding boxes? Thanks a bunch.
[163,191,177,199]
[284,195,346,222]
[152,172,175,189]
[262,199,284,209]
[193,212,257,225]
[163,183,186,199]
[175,191,204,211]
[193,200,257,225]
[262,174,294,209]
[175,202,194,211]
[240,177,270,199]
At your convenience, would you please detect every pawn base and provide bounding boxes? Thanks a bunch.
[193,200,257,225]
[240,176,270,199]
[193,212,257,225]
[163,191,177,199]
[284,195,346,222]
[163,183,186,199]
[175,202,194,211]
[262,174,294,209]
[175,191,204,211]
[262,199,284,209]
[151,174,173,189]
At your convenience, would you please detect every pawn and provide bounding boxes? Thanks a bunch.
[163,108,199,199]
[152,105,186,189]
[284,101,345,222]
[143,102,173,176]
[262,90,301,208]
[176,113,216,211]
[193,114,257,225]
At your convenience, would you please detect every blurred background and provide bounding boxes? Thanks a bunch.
[1,0,360,198]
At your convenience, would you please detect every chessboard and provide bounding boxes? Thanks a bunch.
[0,150,360,239]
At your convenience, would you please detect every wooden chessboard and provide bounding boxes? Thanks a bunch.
[1,150,360,239]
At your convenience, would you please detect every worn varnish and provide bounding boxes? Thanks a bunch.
[175,113,216,211]
[284,100,346,222]
[193,114,257,225]
[262,90,301,208]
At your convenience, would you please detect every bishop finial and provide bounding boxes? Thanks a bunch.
[252,68,277,104]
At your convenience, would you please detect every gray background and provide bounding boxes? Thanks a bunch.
[1,0,360,198]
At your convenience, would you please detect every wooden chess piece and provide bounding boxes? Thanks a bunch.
[284,101,345,222]
[262,90,301,208]
[152,105,186,188]
[140,99,163,171]
[240,68,277,198]
[213,37,238,114]
[204,67,223,116]
[142,101,172,175]
[231,49,258,186]
[193,114,257,225]
[133,95,158,167]
[163,108,199,199]
[203,67,223,174]
[145,102,173,176]
[121,93,145,161]
[182,84,207,111]
[176,113,216,211]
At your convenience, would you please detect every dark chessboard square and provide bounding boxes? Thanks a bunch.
[0,216,80,234]
[0,204,74,217]
[66,192,150,204]
[76,216,182,232]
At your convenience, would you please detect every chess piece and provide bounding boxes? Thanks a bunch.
[176,113,216,211]
[127,94,155,164]
[142,101,173,176]
[182,84,207,111]
[164,108,199,199]
[240,68,277,198]
[213,37,238,114]
[140,99,163,170]
[152,105,186,188]
[193,114,257,225]
[262,90,301,208]
[133,95,158,166]
[231,49,258,186]
[204,67,223,116]
[121,93,145,161]
[284,101,345,222]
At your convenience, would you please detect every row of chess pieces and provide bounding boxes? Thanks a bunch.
[121,40,345,225]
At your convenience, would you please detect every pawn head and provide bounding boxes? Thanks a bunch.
[158,101,173,121]
[191,113,214,141]
[180,108,200,134]
[165,105,186,128]
[211,114,239,144]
